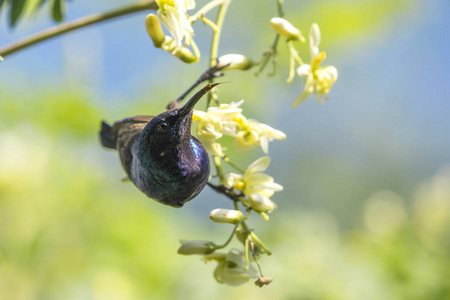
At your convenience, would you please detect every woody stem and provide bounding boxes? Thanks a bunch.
[0,0,158,57]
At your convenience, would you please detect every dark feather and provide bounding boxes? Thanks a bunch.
[100,115,153,178]
[100,121,115,149]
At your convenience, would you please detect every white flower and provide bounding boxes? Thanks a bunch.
[292,23,338,107]
[155,0,195,48]
[309,23,321,60]
[193,102,242,156]
[193,101,285,155]
[233,116,286,154]
[205,100,244,122]
[224,156,283,198]
[193,110,224,156]
[206,249,259,286]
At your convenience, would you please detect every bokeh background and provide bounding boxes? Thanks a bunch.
[1,0,450,299]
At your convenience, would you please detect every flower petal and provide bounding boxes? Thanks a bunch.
[260,135,269,154]
[185,0,195,10]
[309,23,321,60]
[259,123,287,140]
[245,172,274,185]
[292,88,312,107]
[297,64,311,77]
[322,65,338,82]
[213,249,258,286]
[224,173,242,189]
[255,181,284,192]
[246,156,270,174]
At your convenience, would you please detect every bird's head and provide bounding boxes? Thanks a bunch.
[139,83,219,164]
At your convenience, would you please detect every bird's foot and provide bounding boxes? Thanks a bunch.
[198,60,229,82]
[168,61,229,110]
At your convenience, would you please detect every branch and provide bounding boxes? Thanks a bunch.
[206,0,230,106]
[0,0,158,57]
[207,182,240,202]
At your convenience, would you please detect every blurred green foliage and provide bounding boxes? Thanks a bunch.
[0,0,66,27]
[0,89,100,139]
[300,0,415,46]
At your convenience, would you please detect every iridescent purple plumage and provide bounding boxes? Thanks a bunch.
[100,84,216,208]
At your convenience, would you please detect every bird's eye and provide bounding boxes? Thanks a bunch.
[157,122,169,132]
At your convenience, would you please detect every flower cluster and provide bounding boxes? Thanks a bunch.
[178,247,259,286]
[145,0,199,63]
[155,0,196,48]
[178,101,284,285]
[270,18,338,106]
[293,23,338,106]
[224,156,282,219]
[162,2,339,288]
[145,0,228,64]
[193,100,286,156]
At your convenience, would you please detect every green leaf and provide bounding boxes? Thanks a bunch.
[9,0,27,27]
[51,0,64,22]
[2,0,67,28]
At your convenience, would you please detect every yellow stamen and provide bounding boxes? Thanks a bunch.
[312,51,327,78]
[156,0,175,8]
[313,51,326,67]
[234,181,245,190]
[233,116,248,128]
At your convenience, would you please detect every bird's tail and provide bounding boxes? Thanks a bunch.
[99,121,115,149]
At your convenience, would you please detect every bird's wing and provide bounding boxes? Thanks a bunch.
[110,115,153,178]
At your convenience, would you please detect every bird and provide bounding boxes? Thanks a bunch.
[99,83,218,208]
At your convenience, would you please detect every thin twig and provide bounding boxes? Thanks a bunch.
[166,64,226,110]
[206,182,241,202]
[277,0,285,17]
[250,241,265,277]
[255,34,280,77]
[206,0,230,107]
[0,0,158,57]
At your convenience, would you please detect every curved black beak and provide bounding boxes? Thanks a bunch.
[178,83,220,117]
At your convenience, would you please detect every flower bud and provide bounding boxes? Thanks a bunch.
[210,209,245,224]
[178,240,217,255]
[145,14,166,48]
[217,54,255,71]
[270,17,305,42]
[173,46,198,64]
[161,36,177,51]
[223,174,236,189]
[249,193,276,213]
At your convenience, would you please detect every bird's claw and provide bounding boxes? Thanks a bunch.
[199,60,229,82]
